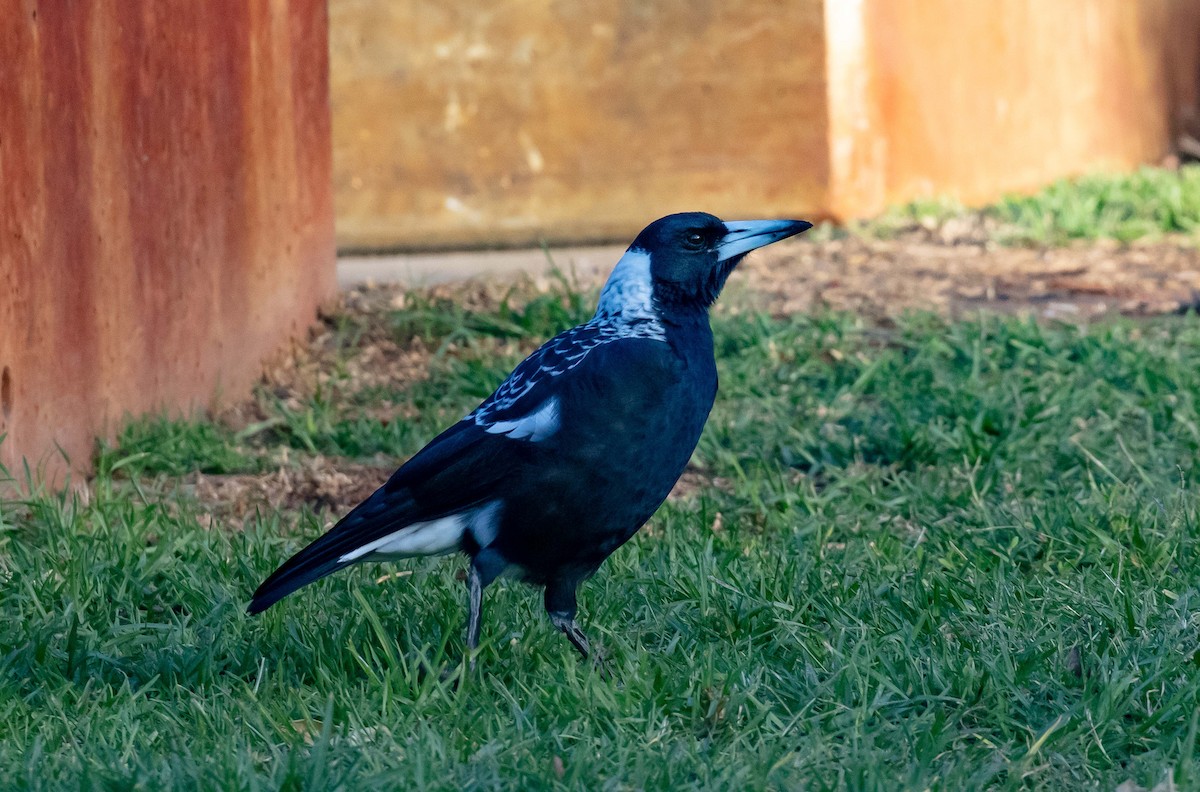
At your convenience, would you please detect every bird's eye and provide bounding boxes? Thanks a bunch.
[683,232,705,250]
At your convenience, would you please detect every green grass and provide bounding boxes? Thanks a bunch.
[95,416,261,478]
[3,292,1200,789]
[860,165,1200,245]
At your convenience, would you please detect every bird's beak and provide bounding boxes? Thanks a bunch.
[716,219,813,262]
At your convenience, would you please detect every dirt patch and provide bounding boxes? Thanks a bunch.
[741,232,1200,322]
[184,456,391,525]
[668,468,732,502]
[217,294,433,433]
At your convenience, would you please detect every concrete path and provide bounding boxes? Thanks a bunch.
[337,245,627,289]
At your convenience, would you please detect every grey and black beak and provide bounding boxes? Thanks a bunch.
[716,219,813,262]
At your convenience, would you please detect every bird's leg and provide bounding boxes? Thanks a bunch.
[467,565,483,653]
[464,551,505,671]
[544,579,604,670]
[548,611,592,659]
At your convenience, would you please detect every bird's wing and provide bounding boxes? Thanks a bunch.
[469,316,664,429]
[247,418,516,613]
[247,324,600,613]
[248,320,674,614]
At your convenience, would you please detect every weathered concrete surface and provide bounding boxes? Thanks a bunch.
[331,0,830,249]
[331,0,1200,250]
[0,0,336,483]
[337,245,625,289]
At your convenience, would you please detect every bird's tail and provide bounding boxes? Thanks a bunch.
[247,486,421,614]
[246,535,358,614]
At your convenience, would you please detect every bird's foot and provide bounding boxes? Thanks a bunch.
[590,651,612,681]
[548,612,611,678]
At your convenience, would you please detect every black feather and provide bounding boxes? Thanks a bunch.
[247,212,812,664]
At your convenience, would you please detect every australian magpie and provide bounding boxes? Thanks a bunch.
[248,212,812,662]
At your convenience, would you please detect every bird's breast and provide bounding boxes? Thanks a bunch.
[484,332,718,579]
[533,349,714,520]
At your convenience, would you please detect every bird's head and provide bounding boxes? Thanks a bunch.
[596,212,812,319]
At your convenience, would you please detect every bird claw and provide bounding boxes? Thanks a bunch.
[591,651,612,681]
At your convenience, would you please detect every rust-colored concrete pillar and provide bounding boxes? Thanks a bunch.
[830,0,1200,217]
[0,0,336,484]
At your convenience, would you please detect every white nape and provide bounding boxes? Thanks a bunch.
[595,248,656,321]
[483,395,560,442]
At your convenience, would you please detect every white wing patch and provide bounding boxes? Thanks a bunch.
[337,514,466,562]
[481,396,560,441]
[336,500,505,563]
[467,500,503,548]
